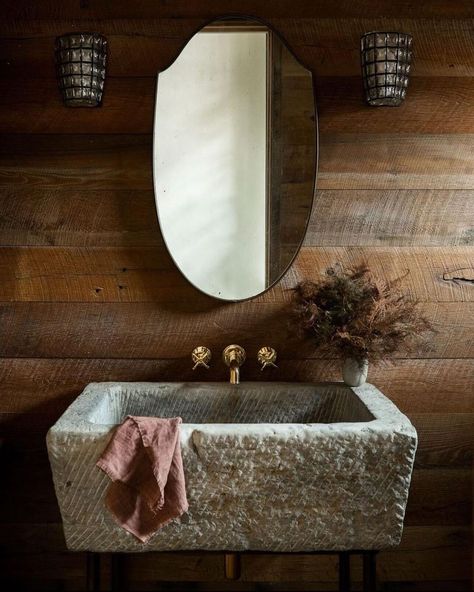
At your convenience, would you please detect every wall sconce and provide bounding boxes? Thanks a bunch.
[55,33,107,107]
[360,32,412,106]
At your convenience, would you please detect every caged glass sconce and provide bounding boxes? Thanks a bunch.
[360,32,412,106]
[55,33,107,107]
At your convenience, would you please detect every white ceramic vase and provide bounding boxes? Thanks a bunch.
[342,357,369,387]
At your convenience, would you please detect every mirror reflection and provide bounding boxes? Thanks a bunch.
[153,18,317,301]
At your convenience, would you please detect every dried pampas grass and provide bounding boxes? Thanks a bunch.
[292,264,433,365]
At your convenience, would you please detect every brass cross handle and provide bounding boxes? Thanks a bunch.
[257,346,278,370]
[192,346,212,370]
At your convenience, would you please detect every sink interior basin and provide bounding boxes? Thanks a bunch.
[87,382,375,425]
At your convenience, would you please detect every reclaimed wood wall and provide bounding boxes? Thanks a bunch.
[0,1,473,590]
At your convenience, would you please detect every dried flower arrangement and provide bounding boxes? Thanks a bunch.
[292,264,432,367]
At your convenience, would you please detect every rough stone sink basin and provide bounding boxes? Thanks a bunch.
[47,382,417,552]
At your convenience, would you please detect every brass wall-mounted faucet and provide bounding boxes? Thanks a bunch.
[193,345,277,382]
[222,344,246,384]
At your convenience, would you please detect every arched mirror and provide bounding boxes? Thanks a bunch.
[153,17,317,301]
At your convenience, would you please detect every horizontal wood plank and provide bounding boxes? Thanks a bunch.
[3,133,473,193]
[240,527,471,582]
[0,551,86,581]
[0,189,161,247]
[0,300,471,359]
[2,0,474,19]
[0,358,472,415]
[3,530,469,589]
[405,469,471,526]
[1,77,474,134]
[411,414,474,468]
[2,19,474,78]
[308,190,474,246]
[0,134,153,191]
[318,133,474,190]
[0,246,472,303]
[1,188,473,247]
[316,77,474,134]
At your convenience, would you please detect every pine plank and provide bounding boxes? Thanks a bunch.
[316,77,474,134]
[378,527,471,582]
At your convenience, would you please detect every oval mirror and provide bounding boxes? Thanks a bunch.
[153,17,317,301]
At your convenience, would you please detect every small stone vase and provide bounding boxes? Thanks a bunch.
[342,357,369,387]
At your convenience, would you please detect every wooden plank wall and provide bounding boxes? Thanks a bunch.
[0,1,473,590]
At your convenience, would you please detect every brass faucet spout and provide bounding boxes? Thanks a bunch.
[222,345,246,384]
[229,364,240,384]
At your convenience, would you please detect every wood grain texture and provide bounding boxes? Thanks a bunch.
[318,133,474,190]
[0,301,471,359]
[412,414,474,468]
[0,189,161,247]
[0,134,153,190]
[0,246,472,303]
[0,188,472,248]
[1,77,473,134]
[0,358,472,415]
[308,190,474,246]
[3,133,474,194]
[240,527,471,582]
[2,0,474,19]
[406,469,472,526]
[3,527,470,589]
[2,19,474,79]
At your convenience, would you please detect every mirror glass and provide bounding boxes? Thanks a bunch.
[153,18,317,301]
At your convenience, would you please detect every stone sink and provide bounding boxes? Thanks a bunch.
[47,382,417,552]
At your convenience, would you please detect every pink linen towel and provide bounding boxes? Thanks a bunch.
[96,415,188,543]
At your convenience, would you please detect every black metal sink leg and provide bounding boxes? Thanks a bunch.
[86,552,100,591]
[339,551,351,592]
[363,551,378,592]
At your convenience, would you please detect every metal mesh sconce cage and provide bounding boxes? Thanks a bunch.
[55,33,107,107]
[360,32,412,106]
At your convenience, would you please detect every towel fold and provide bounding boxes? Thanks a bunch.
[96,416,188,543]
